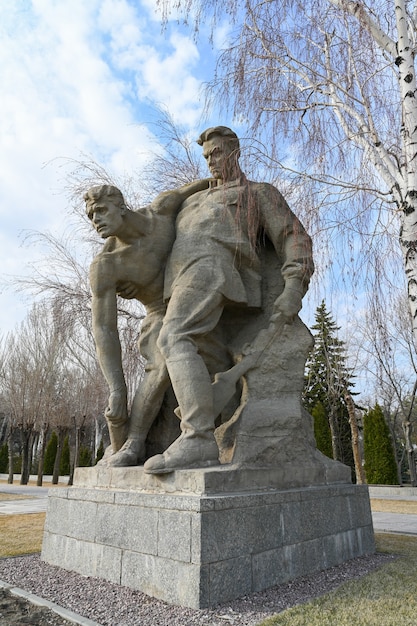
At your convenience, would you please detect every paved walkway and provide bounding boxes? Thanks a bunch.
[0,497,48,515]
[368,485,417,535]
[0,482,54,516]
[371,511,417,535]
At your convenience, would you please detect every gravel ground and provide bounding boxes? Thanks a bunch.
[0,552,394,626]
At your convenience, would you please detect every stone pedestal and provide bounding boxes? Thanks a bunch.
[41,467,375,609]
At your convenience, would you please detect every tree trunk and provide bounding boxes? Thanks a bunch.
[36,426,48,487]
[95,416,101,460]
[0,417,7,445]
[394,445,404,487]
[344,390,365,484]
[68,425,80,487]
[403,421,417,486]
[328,404,340,461]
[7,429,14,484]
[20,428,33,485]
[397,448,406,487]
[52,429,64,485]
[387,417,403,486]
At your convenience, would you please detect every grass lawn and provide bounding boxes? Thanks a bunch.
[0,513,46,557]
[370,498,417,514]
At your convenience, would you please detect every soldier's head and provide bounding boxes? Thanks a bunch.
[84,185,127,239]
[198,126,241,182]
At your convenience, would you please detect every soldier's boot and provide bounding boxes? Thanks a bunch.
[144,358,219,474]
[107,417,128,454]
[106,437,146,467]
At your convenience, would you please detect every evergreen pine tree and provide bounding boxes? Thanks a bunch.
[43,431,58,475]
[363,404,398,484]
[311,401,333,458]
[0,443,8,473]
[60,435,71,475]
[78,446,92,467]
[304,300,356,473]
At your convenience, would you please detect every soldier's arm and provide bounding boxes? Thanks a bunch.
[117,179,212,301]
[258,184,314,321]
[150,178,212,215]
[90,256,127,421]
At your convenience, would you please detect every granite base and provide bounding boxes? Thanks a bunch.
[41,467,374,609]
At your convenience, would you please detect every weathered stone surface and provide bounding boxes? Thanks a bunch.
[42,479,375,609]
[85,126,322,476]
[74,455,350,494]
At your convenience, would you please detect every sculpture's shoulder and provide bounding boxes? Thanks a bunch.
[91,237,119,262]
[89,236,120,275]
[247,180,286,206]
[246,180,292,229]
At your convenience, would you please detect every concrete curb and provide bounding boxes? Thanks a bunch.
[0,579,102,626]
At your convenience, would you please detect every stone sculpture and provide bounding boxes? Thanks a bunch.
[86,126,345,481]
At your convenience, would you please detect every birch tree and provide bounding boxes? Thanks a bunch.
[160,0,417,346]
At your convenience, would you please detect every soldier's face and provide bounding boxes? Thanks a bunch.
[202,136,235,181]
[87,199,125,238]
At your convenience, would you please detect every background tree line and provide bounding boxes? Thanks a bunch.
[0,287,146,485]
[304,301,414,485]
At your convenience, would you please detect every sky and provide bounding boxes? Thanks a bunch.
[0,0,410,402]
[0,0,390,374]
[0,0,233,334]
[0,0,362,332]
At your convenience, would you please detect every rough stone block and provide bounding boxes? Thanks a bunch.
[209,555,253,605]
[97,502,158,554]
[252,546,285,590]
[199,503,283,562]
[42,533,122,584]
[157,509,193,562]
[121,551,207,608]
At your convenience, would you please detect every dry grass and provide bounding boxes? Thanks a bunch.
[0,513,46,557]
[370,498,417,514]
[0,493,30,501]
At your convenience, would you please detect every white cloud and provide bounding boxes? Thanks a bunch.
[0,0,215,333]
[135,33,202,124]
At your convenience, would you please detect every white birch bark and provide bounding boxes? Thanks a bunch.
[394,0,417,345]
[327,0,417,346]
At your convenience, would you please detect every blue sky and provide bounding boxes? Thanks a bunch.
[1,0,409,401]
[0,0,360,329]
[0,0,234,333]
[0,0,380,369]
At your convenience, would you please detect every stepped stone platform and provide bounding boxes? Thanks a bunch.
[41,465,375,609]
